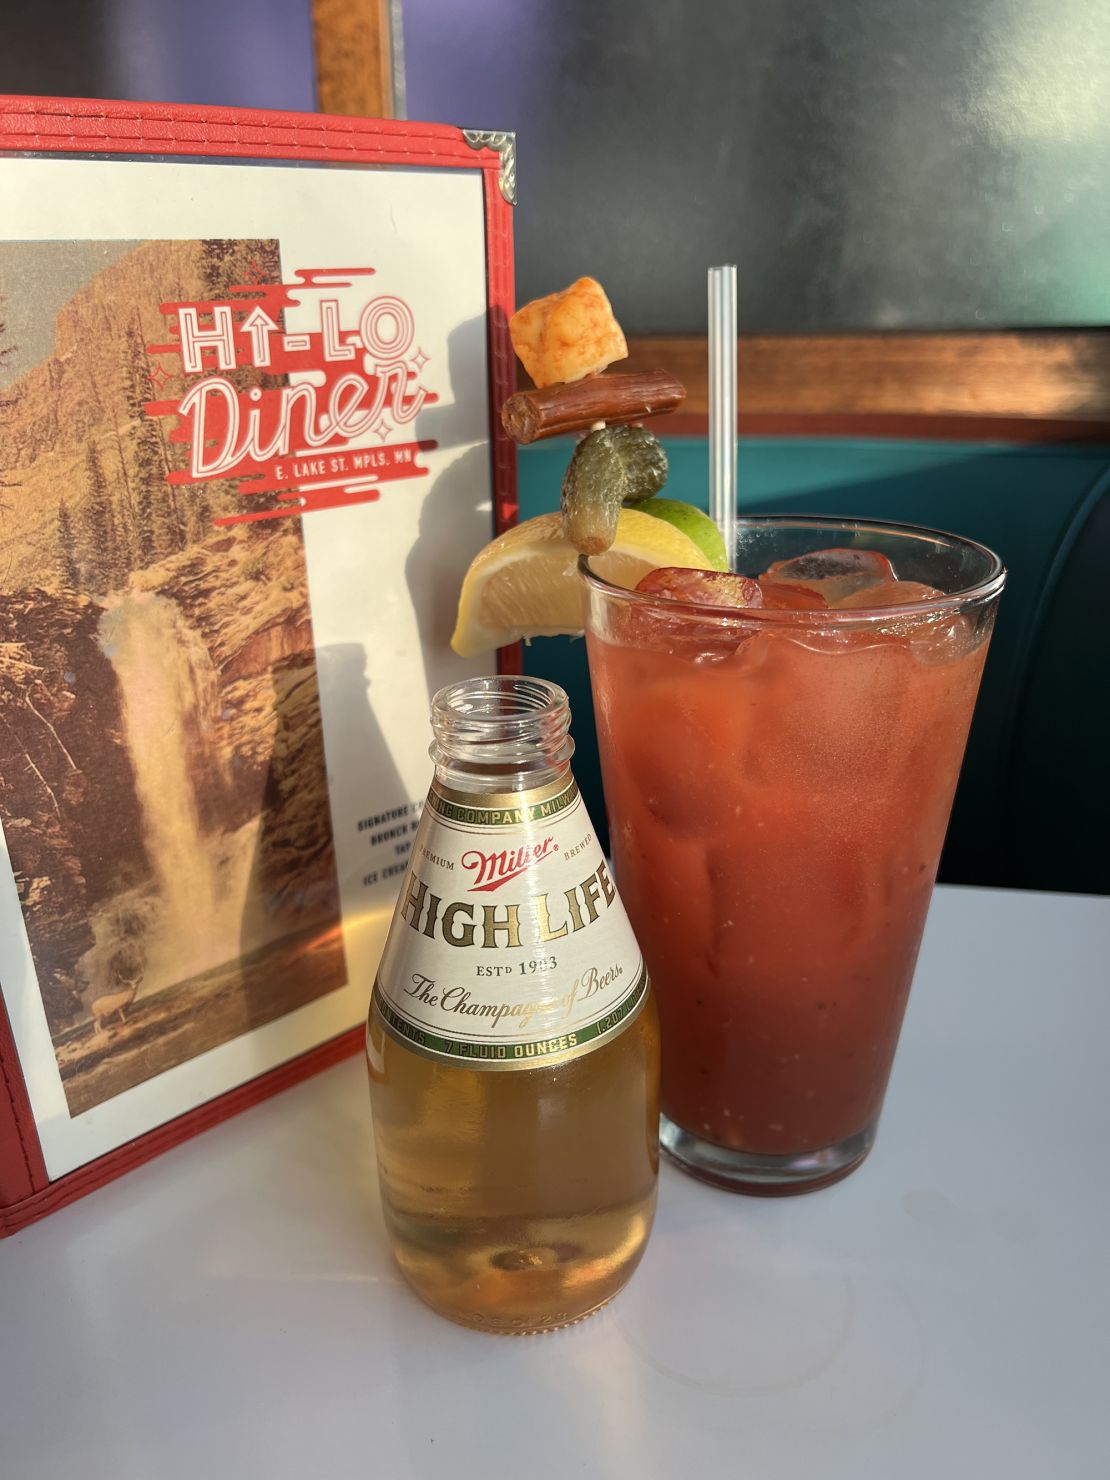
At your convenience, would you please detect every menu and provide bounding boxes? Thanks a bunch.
[0,108,514,1219]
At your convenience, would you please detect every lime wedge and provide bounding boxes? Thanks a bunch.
[637,499,729,571]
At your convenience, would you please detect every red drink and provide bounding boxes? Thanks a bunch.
[583,518,1004,1192]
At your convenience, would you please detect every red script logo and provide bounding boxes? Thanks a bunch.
[146,268,436,526]
[460,838,560,892]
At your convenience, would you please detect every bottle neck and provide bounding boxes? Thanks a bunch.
[430,676,575,796]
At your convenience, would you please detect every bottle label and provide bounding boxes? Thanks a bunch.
[372,777,647,1070]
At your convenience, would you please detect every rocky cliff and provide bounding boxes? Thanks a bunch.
[0,589,147,1030]
[0,238,341,1039]
[2,240,198,477]
[0,236,281,597]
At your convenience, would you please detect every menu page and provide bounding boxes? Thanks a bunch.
[0,156,492,1176]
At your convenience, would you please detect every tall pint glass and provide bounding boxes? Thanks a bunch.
[582,517,1004,1193]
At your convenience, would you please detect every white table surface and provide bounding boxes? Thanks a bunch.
[2,885,1108,1480]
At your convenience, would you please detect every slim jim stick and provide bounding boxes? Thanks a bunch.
[502,370,686,444]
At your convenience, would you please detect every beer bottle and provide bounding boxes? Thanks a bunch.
[367,676,659,1332]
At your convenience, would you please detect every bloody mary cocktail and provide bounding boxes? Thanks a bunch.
[583,518,1004,1193]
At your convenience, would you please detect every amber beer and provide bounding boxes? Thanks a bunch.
[367,678,659,1333]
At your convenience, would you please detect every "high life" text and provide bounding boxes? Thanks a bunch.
[399,861,618,948]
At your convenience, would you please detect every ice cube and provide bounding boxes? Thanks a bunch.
[757,579,830,611]
[762,547,896,606]
[633,567,762,662]
[910,609,986,666]
[764,548,895,584]
[637,567,763,608]
[832,579,943,610]
[831,579,987,665]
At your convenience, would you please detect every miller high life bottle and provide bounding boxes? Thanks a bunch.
[367,677,659,1333]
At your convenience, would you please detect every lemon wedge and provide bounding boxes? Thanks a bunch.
[451,508,714,657]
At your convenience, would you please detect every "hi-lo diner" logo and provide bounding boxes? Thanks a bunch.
[147,267,436,525]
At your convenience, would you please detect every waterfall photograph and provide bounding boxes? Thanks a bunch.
[0,237,348,1116]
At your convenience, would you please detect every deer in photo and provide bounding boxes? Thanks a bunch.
[90,944,145,1036]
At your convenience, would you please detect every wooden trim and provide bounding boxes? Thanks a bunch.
[625,332,1110,441]
[312,0,394,118]
[644,411,1110,445]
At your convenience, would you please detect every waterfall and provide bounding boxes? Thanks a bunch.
[98,591,253,990]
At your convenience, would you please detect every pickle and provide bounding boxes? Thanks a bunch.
[561,426,668,554]
[606,425,668,502]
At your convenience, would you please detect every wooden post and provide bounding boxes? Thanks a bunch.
[312,0,395,118]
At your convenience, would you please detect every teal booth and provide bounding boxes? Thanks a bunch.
[517,436,1110,897]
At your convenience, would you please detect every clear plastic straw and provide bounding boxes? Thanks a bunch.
[707,265,738,570]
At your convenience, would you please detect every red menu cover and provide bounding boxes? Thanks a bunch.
[0,96,517,1234]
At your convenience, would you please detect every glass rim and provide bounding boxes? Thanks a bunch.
[429,676,574,776]
[578,513,1006,625]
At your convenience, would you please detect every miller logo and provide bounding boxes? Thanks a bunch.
[460,837,559,892]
